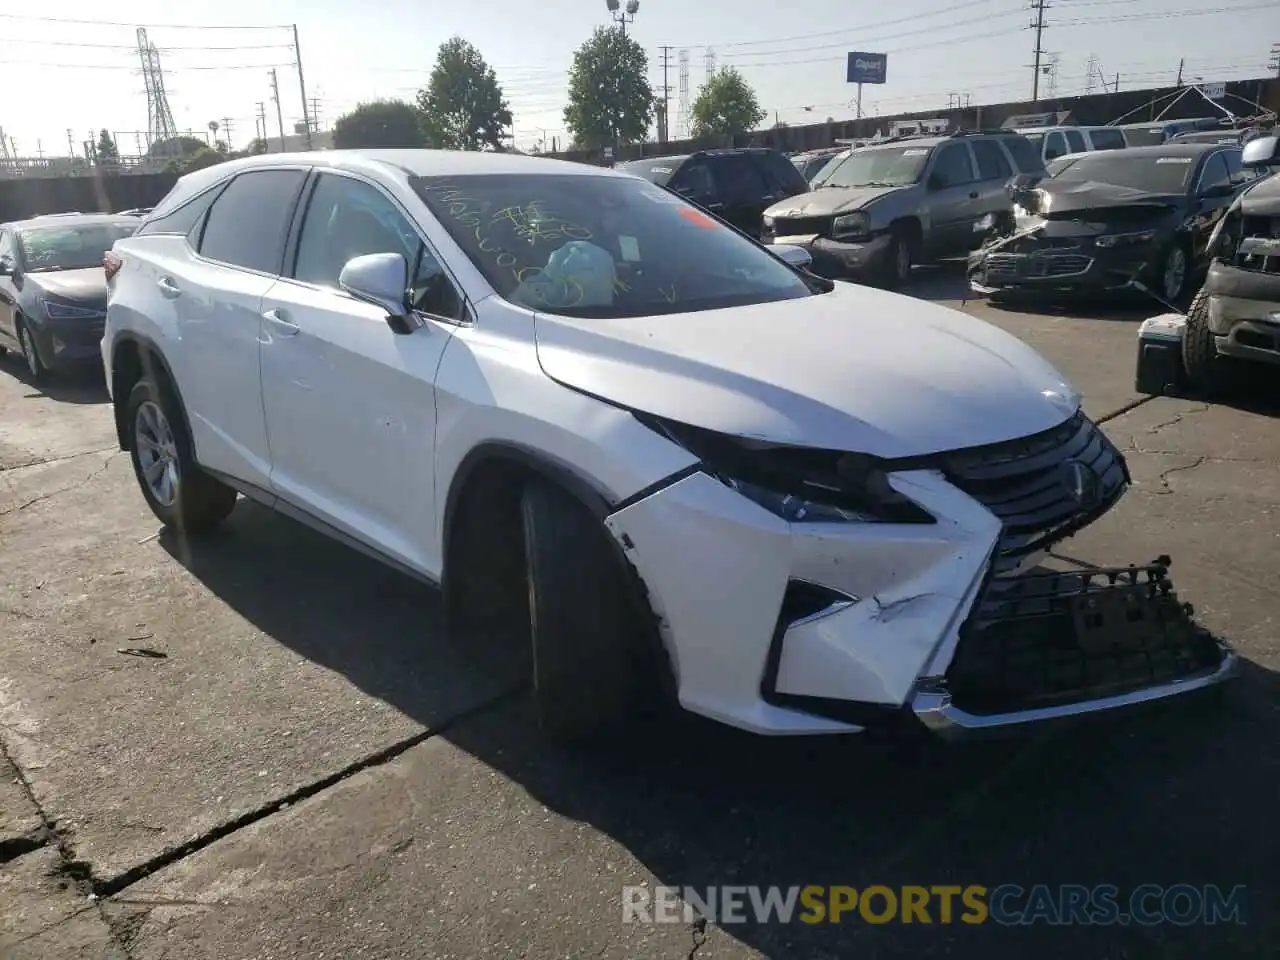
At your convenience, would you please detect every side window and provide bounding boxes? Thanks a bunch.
[1088,128,1126,151]
[136,183,227,237]
[294,173,462,320]
[1044,132,1069,161]
[971,140,1012,181]
[1003,136,1042,173]
[1196,153,1231,195]
[199,169,307,274]
[1222,150,1248,186]
[708,155,770,204]
[759,152,809,196]
[1064,129,1086,154]
[929,143,975,188]
[670,161,716,200]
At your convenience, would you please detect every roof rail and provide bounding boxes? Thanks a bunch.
[949,128,1021,138]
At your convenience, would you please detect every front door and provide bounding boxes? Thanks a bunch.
[259,171,459,574]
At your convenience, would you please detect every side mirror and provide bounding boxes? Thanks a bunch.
[772,244,813,270]
[339,253,421,333]
[1241,135,1280,169]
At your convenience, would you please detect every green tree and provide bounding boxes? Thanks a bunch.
[563,27,653,150]
[690,67,766,140]
[95,129,119,161]
[416,37,512,150]
[333,100,427,149]
[166,147,227,175]
[245,137,269,156]
[147,135,206,159]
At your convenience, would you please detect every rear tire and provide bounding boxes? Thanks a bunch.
[520,479,656,742]
[124,377,237,537]
[1182,288,1228,396]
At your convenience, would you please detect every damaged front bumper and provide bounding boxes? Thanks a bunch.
[967,223,1166,296]
[1202,254,1280,366]
[603,411,1234,738]
[767,232,894,280]
[912,559,1236,739]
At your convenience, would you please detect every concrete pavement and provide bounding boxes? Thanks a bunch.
[1,275,1277,958]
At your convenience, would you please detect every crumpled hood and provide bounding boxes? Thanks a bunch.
[1239,172,1280,216]
[533,283,1081,460]
[767,184,904,218]
[1029,179,1183,217]
[26,267,108,306]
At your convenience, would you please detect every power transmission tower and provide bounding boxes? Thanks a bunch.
[703,46,716,85]
[269,69,286,152]
[309,98,323,132]
[1268,43,1279,77]
[658,45,673,144]
[136,27,177,154]
[1029,0,1049,102]
[256,102,268,144]
[677,49,690,138]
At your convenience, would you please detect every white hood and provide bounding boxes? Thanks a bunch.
[533,283,1081,459]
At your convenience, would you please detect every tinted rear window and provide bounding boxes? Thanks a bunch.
[1087,128,1126,150]
[198,169,306,274]
[1001,136,1043,173]
[618,160,682,186]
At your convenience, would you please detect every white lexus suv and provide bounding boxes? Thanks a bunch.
[102,150,1234,741]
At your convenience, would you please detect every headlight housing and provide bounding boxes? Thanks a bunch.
[38,296,104,320]
[638,415,934,524]
[1094,229,1156,248]
[831,211,870,241]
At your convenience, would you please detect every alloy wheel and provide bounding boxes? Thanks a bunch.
[19,325,40,379]
[895,238,912,283]
[134,400,180,507]
[1162,246,1187,301]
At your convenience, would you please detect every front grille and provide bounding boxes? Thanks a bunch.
[769,216,829,237]
[945,560,1224,715]
[985,253,1092,279]
[941,411,1129,573]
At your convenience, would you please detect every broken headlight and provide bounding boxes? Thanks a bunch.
[1206,198,1242,260]
[1094,229,1157,248]
[638,415,934,524]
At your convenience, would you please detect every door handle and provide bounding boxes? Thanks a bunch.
[156,277,181,299]
[706,202,726,211]
[969,191,980,199]
[262,308,298,336]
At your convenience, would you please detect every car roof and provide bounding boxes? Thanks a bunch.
[3,213,138,230]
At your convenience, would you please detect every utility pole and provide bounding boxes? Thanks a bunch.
[256,102,268,145]
[269,69,286,153]
[221,117,234,149]
[659,45,672,144]
[1114,72,1120,93]
[292,25,313,149]
[1030,0,1048,102]
[66,128,76,159]
[309,98,322,132]
[1175,58,1185,87]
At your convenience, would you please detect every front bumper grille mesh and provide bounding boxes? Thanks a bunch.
[945,560,1224,715]
[940,411,1129,573]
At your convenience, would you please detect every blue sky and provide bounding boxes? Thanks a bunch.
[0,0,1272,156]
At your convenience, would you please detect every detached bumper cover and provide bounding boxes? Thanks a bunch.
[1202,257,1280,365]
[913,559,1235,738]
[766,233,893,279]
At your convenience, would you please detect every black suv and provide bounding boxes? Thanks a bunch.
[618,148,810,238]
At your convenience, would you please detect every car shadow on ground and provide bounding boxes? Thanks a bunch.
[162,503,1279,959]
[0,354,110,404]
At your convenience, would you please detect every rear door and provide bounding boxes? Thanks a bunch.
[1189,150,1237,263]
[969,139,1015,242]
[258,170,460,572]
[168,167,308,487]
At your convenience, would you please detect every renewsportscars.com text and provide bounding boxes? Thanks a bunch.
[623,884,1248,926]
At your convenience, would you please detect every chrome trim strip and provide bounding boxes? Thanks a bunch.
[911,646,1237,740]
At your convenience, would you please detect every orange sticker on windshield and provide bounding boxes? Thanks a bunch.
[677,207,718,229]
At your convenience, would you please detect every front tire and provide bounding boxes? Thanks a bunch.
[16,319,48,384]
[520,479,656,742]
[1158,241,1191,305]
[882,228,915,289]
[124,378,237,536]
[1182,288,1227,395]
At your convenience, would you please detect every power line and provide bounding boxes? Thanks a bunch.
[0,38,292,50]
[0,13,290,29]
[1052,2,1276,24]
[0,60,295,71]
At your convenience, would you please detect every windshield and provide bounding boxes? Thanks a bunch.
[1045,155,1083,178]
[18,222,137,272]
[818,145,931,188]
[412,173,816,319]
[1120,127,1167,147]
[1050,153,1196,194]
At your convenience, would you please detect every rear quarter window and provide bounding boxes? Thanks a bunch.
[1001,136,1044,174]
[136,182,228,237]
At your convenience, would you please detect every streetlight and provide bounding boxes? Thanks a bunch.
[606,0,639,37]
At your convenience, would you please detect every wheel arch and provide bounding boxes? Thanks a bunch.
[109,333,193,453]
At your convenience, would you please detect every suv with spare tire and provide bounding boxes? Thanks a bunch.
[1183,134,1280,392]
[759,130,1044,287]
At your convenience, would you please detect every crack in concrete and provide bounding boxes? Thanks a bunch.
[0,446,120,475]
[0,829,48,863]
[0,451,122,518]
[687,914,708,960]
[1145,403,1211,435]
[1154,455,1208,493]
[1095,395,1155,425]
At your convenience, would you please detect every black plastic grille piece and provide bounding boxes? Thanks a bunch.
[945,560,1224,715]
[768,215,829,238]
[941,411,1128,573]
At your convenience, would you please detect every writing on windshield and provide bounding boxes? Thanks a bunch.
[19,224,137,272]
[1052,155,1195,194]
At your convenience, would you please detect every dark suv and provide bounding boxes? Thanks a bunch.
[618,148,809,238]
